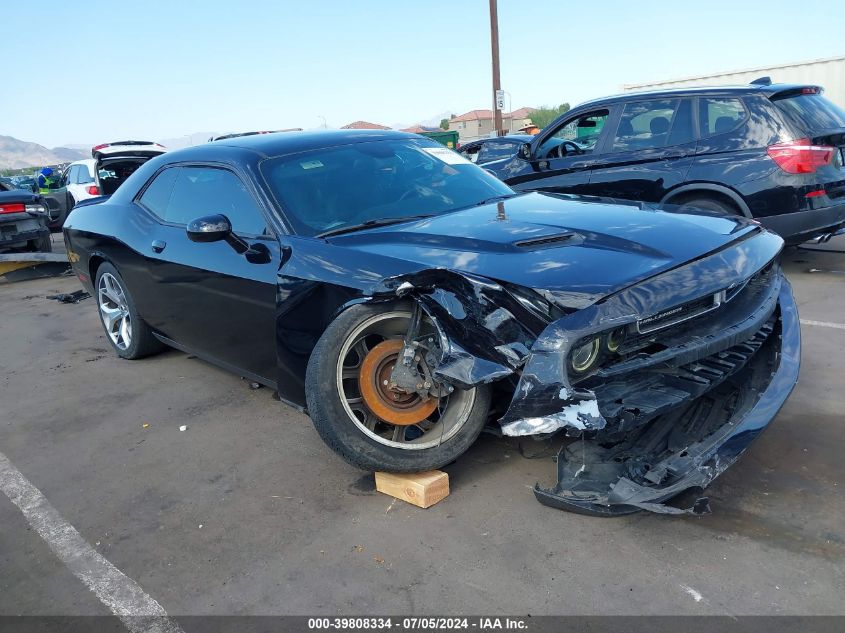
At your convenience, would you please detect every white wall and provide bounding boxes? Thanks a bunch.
[622,56,845,108]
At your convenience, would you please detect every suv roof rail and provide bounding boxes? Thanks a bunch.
[750,76,772,86]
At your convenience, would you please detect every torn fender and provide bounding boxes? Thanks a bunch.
[372,268,547,389]
[372,269,614,437]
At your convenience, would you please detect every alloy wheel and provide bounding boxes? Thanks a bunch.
[336,311,475,450]
[98,272,132,350]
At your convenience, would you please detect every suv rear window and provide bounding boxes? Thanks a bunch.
[773,93,845,131]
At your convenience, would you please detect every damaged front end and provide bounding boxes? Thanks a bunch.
[374,228,800,516]
[533,279,799,516]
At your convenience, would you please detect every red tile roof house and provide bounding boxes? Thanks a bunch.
[340,121,392,130]
[447,107,535,142]
[400,125,443,134]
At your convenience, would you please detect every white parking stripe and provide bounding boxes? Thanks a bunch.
[0,451,184,633]
[800,319,845,330]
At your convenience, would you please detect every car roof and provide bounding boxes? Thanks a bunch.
[211,128,419,157]
[574,83,821,109]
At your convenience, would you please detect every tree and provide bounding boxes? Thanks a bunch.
[528,103,571,129]
[439,118,450,130]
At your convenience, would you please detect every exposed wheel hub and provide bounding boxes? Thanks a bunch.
[358,339,438,425]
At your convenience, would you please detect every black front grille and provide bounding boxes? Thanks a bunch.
[612,263,776,363]
[591,313,778,434]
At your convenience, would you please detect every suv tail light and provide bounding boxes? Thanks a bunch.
[767,138,835,174]
[87,185,100,195]
[0,202,25,214]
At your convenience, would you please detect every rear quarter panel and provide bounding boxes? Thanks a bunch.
[684,94,810,217]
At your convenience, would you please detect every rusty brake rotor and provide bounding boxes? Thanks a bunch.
[358,339,438,426]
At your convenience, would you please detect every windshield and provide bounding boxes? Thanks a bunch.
[260,138,514,236]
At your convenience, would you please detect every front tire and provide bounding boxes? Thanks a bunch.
[95,262,164,360]
[306,304,492,472]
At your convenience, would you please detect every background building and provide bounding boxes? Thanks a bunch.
[622,55,845,107]
[448,107,535,142]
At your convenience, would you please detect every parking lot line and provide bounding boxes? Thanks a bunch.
[800,319,845,330]
[0,450,184,633]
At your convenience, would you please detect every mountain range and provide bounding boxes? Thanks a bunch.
[0,135,89,170]
[2,113,456,170]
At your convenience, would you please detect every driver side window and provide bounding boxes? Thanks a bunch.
[140,166,269,236]
[539,110,609,157]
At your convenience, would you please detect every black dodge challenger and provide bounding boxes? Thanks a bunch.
[63,130,800,515]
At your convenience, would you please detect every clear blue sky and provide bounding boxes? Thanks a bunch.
[3,0,844,148]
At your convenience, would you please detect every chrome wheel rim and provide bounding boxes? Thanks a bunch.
[336,311,475,450]
[98,272,132,350]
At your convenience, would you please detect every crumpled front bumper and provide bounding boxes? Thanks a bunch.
[533,279,800,516]
[370,228,794,515]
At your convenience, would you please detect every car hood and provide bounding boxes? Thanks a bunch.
[328,193,765,306]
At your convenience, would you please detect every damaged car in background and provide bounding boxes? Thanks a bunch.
[62,129,800,516]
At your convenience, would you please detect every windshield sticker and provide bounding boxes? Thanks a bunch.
[422,147,473,165]
[300,159,324,170]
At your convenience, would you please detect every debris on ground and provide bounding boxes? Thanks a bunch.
[46,290,90,304]
[179,425,187,432]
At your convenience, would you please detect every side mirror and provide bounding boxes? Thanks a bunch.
[519,143,532,160]
[187,213,253,255]
[187,214,232,243]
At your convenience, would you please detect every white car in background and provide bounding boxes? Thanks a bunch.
[64,141,167,205]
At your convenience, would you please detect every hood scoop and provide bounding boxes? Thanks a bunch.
[514,231,580,249]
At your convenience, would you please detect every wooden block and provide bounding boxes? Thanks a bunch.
[374,470,449,508]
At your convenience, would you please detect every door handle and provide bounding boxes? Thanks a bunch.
[151,240,166,253]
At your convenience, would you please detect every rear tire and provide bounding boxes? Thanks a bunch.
[29,233,52,253]
[675,195,739,216]
[94,262,164,360]
[305,303,492,472]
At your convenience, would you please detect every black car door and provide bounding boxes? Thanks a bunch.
[42,167,71,227]
[583,98,696,202]
[505,108,613,194]
[133,164,282,384]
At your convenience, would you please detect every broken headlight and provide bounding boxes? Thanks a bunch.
[569,337,601,373]
[568,326,630,378]
[605,327,625,353]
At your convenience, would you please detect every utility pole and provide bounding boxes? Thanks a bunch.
[489,0,504,137]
